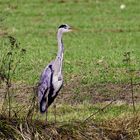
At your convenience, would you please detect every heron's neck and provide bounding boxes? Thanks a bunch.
[57,31,64,59]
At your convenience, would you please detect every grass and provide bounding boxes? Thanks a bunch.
[0,0,140,85]
[36,103,140,122]
[0,113,140,140]
[0,0,140,139]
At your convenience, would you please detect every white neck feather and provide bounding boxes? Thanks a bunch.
[57,30,64,58]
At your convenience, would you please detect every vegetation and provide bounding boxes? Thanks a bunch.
[0,0,140,139]
[0,114,140,140]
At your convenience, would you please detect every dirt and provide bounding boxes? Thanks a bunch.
[60,75,140,105]
[0,78,140,107]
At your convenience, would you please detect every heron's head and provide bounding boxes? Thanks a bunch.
[58,24,72,33]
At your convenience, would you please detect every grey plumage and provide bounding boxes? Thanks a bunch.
[38,24,72,113]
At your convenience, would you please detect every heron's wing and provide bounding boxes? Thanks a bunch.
[38,61,54,112]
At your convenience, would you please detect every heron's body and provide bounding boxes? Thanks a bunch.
[38,24,72,114]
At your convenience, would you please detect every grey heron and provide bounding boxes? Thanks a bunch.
[38,24,72,119]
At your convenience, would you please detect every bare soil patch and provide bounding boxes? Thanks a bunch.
[60,76,140,105]
[0,78,140,107]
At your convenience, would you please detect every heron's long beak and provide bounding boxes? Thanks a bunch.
[68,27,73,32]
[69,27,78,32]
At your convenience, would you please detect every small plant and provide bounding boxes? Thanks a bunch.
[0,36,26,117]
[123,51,136,112]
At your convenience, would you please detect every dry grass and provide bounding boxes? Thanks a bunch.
[0,113,140,140]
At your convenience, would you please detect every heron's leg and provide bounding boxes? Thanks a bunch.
[46,108,48,122]
[45,97,48,123]
[54,103,56,123]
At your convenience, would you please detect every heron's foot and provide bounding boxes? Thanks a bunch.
[43,120,48,127]
[45,118,48,122]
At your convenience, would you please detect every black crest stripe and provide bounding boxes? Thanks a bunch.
[58,24,66,29]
